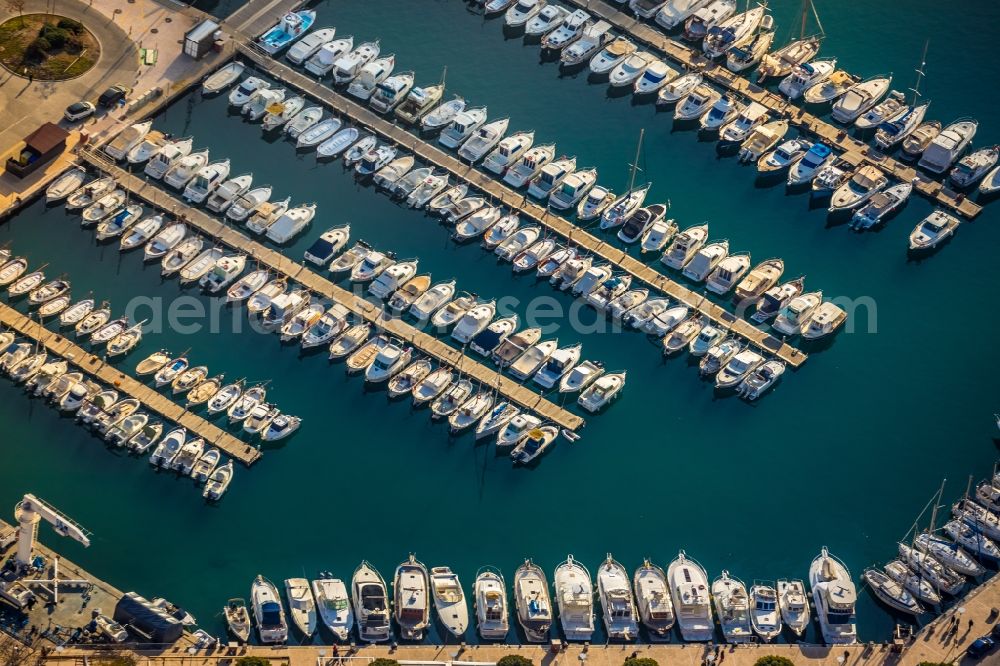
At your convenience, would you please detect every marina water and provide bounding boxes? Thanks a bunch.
[1,0,999,645]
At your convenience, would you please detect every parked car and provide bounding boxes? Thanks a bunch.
[968,636,996,659]
[98,85,130,108]
[64,101,95,122]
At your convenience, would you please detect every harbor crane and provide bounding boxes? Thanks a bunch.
[7,494,92,603]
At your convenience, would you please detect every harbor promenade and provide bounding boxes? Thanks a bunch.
[554,0,982,221]
[0,302,261,466]
[76,149,586,432]
[234,45,807,369]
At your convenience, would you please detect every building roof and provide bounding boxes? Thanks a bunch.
[23,122,68,153]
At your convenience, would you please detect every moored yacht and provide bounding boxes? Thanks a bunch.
[429,566,469,639]
[251,575,288,644]
[474,567,509,641]
[553,556,594,641]
[394,555,431,640]
[352,561,391,643]
[598,555,639,641]
[809,547,857,644]
[513,559,553,643]
[776,579,809,637]
[633,559,674,641]
[749,583,781,642]
[712,571,752,643]
[667,551,713,641]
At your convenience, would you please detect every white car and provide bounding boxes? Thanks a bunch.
[64,101,95,122]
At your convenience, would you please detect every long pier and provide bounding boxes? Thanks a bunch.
[77,150,585,432]
[235,44,808,368]
[558,0,982,220]
[0,302,262,466]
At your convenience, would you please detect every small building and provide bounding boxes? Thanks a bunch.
[113,592,184,644]
[184,19,221,59]
[4,123,68,179]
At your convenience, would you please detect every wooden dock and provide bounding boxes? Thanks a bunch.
[76,150,586,432]
[234,44,807,368]
[554,0,982,220]
[0,302,262,466]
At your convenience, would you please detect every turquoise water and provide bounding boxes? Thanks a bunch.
[1,0,999,646]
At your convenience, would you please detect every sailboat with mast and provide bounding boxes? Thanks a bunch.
[757,0,823,82]
[599,129,651,231]
[875,41,930,150]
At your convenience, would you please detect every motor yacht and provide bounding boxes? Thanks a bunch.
[577,371,625,412]
[667,551,713,641]
[809,547,857,644]
[712,571,752,643]
[831,76,891,123]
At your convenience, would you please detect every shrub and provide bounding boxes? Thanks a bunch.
[623,659,658,666]
[234,658,271,666]
[65,34,82,53]
[754,657,795,666]
[26,36,50,57]
[369,659,400,666]
[57,17,82,33]
[497,657,534,666]
[39,24,68,48]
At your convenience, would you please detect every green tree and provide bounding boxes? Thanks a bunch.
[753,657,795,666]
[235,658,271,666]
[56,17,82,33]
[497,657,534,666]
[623,658,658,666]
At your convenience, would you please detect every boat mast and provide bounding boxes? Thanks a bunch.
[626,128,644,193]
[909,40,928,106]
[799,0,806,40]
[440,65,447,93]
[928,478,945,534]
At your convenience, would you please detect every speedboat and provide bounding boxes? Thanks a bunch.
[772,290,822,336]
[104,120,152,161]
[125,131,167,164]
[683,0,737,43]
[510,338,558,381]
[981,165,1000,196]
[163,150,210,189]
[202,61,245,95]
[429,567,468,639]
[553,556,594,641]
[633,559,674,641]
[657,72,704,106]
[513,560,552,642]
[702,5,766,59]
[251,576,288,643]
[716,349,763,390]
[589,37,636,75]
[950,145,998,188]
[332,40,381,84]
[758,138,810,175]
[452,301,496,344]
[528,157,576,199]
[533,343,581,389]
[712,571,752,643]
[809,547,858,644]
[395,82,444,125]
[655,0,711,29]
[504,144,556,188]
[831,75,892,123]
[618,204,670,244]
[917,118,979,174]
[541,9,590,51]
[364,343,413,384]
[394,555,431,640]
[439,107,488,150]
[849,182,913,230]
[781,58,839,100]
[257,10,315,55]
[675,85,721,122]
[525,4,569,37]
[577,185,615,221]
[549,168,597,210]
[758,34,820,80]
[661,317,702,355]
[908,210,959,252]
[311,577,353,641]
[776,579,809,637]
[667,551,713,641]
[661,223,708,269]
[561,21,612,67]
[737,120,789,163]
[474,567,509,640]
[421,96,466,133]
[863,569,923,616]
[286,26,335,65]
[719,102,768,143]
[748,583,782,641]
[559,360,604,394]
[682,239,728,281]
[304,225,350,266]
[505,0,543,27]
[432,292,477,330]
[261,414,301,442]
[143,137,194,180]
[483,131,535,175]
[737,359,785,400]
[597,555,639,640]
[609,52,654,88]
[304,36,354,76]
[495,226,541,261]
[902,120,943,158]
[577,371,625,412]
[855,89,908,130]
[284,578,317,637]
[352,562,391,643]
[633,59,678,96]
[511,425,559,464]
[733,258,783,302]
[459,118,510,162]
[229,77,269,107]
[469,314,518,356]
[829,165,887,212]
[787,143,833,186]
[370,71,415,114]
[410,280,456,320]
[752,276,804,322]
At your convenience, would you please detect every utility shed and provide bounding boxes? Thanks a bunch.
[184,19,220,59]
[5,123,68,178]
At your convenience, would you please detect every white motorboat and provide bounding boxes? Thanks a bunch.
[266,204,315,244]
[512,560,552,642]
[541,9,590,51]
[257,9,314,55]
[205,173,252,213]
[509,338,558,381]
[356,144,397,177]
[304,36,354,76]
[702,5,766,59]
[120,214,164,251]
[46,167,87,202]
[505,0,543,27]
[660,223,708,270]
[387,359,432,399]
[510,423,558,463]
[560,20,612,67]
[772,290,822,336]
[411,366,454,407]
[251,576,288,644]
[261,95,304,131]
[226,186,271,223]
[512,237,557,272]
[737,359,785,400]
[229,77,269,107]
[667,551,713,641]
[657,72,704,106]
[352,562,391,643]
[715,349,763,390]
[712,571,752,643]
[752,277,805,322]
[421,96,466,132]
[781,58,838,100]
[597,555,639,641]
[733,257,783,303]
[395,82,444,124]
[66,176,114,208]
[394,554,431,640]
[683,0,737,42]
[105,120,152,161]
[737,119,789,163]
[432,292,477,330]
[473,567,508,641]
[682,239,728,281]
[287,26,335,64]
[364,343,413,384]
[302,305,350,349]
[469,314,518,357]
[459,118,510,162]
[633,559,675,641]
[618,203,670,244]
[908,210,959,252]
[589,36,636,75]
[163,150,210,189]
[451,301,496,344]
[81,190,125,224]
[855,89,909,130]
[655,0,710,28]
[675,85,721,122]
[406,172,449,207]
[725,18,775,72]
[553,556,594,641]
[528,158,576,199]
[410,280,456,320]
[849,182,913,230]
[370,71,415,114]
[285,106,324,139]
[719,101,768,143]
[749,583,782,641]
[757,31,819,80]
[525,5,569,37]
[303,225,350,267]
[776,579,809,636]
[261,414,301,442]
[285,578,317,637]
[503,144,556,188]
[427,567,468,640]
[297,118,343,149]
[831,75,891,123]
[495,225,541,261]
[829,165,887,212]
[609,52,654,88]
[787,143,833,186]
[950,145,997,188]
[332,40,381,84]
[577,185,615,221]
[533,343,581,389]
[809,547,857,645]
[758,137,811,175]
[980,165,1000,195]
[202,61,245,95]
[577,371,625,412]
[439,107,488,150]
[243,87,286,122]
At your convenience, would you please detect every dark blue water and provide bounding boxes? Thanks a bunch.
[0,0,998,647]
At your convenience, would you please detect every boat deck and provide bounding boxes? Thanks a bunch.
[76,150,586,432]
[234,44,807,369]
[0,302,261,467]
[224,0,305,42]
[555,0,982,220]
